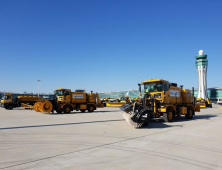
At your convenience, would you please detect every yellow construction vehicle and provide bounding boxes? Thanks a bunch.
[131,97,141,103]
[102,97,116,102]
[196,98,212,108]
[105,96,130,107]
[33,88,106,113]
[0,93,43,110]
[120,79,200,128]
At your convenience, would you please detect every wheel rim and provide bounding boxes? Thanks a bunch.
[66,107,70,112]
[168,111,173,120]
[90,107,93,111]
[155,112,160,118]
[189,110,192,117]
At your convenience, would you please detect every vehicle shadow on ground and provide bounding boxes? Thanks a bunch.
[147,122,177,129]
[48,110,120,115]
[0,119,125,130]
[144,119,182,129]
[193,114,217,119]
[142,114,218,129]
[173,114,217,122]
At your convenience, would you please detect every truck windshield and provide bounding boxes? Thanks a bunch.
[55,90,64,96]
[144,82,163,92]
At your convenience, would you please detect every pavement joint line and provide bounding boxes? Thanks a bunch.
[105,145,221,170]
[132,138,222,153]
[0,117,218,169]
[77,149,128,170]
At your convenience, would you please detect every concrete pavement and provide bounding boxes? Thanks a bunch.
[0,105,222,170]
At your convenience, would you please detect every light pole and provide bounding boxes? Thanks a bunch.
[37,80,41,97]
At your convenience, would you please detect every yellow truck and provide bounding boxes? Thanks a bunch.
[120,79,200,128]
[131,97,141,103]
[34,88,106,113]
[0,93,42,110]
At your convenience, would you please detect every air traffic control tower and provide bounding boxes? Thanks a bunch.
[196,50,208,99]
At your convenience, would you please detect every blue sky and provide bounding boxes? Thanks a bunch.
[0,0,222,94]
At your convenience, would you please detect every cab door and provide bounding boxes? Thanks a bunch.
[64,91,71,103]
[5,95,12,103]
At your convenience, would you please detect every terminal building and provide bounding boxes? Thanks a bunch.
[98,88,222,103]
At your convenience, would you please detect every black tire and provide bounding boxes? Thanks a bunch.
[163,109,175,122]
[64,106,71,113]
[186,108,193,119]
[8,105,13,110]
[88,106,94,112]
[80,109,86,113]
[209,104,212,108]
[76,105,80,111]
[56,107,63,113]
[141,122,149,127]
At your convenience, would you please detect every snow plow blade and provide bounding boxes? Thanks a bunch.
[120,103,149,129]
[119,103,133,113]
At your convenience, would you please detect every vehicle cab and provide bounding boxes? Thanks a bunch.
[141,79,170,103]
[54,88,71,103]
[1,93,13,109]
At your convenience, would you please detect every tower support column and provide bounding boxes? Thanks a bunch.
[195,50,208,99]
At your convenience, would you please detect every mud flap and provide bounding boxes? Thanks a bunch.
[195,105,200,112]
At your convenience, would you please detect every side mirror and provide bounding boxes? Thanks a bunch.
[138,83,141,94]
